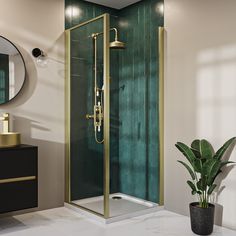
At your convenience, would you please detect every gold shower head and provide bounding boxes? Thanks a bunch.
[110,28,125,49]
[91,28,125,49]
[110,40,125,49]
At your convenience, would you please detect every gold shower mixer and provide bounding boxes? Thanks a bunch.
[86,26,125,144]
[86,102,103,132]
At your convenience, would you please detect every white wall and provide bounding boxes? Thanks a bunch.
[0,0,65,210]
[164,0,236,230]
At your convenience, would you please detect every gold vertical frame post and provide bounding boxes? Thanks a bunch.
[158,26,164,206]
[65,14,110,218]
[103,13,110,219]
[65,29,71,203]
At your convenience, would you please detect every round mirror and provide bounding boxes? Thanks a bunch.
[0,36,26,104]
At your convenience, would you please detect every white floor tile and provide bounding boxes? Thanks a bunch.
[0,207,235,236]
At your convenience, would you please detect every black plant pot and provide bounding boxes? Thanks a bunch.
[189,202,215,235]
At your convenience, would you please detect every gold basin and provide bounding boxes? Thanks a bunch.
[0,132,21,148]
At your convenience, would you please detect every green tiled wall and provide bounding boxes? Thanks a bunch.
[65,0,118,29]
[70,19,105,200]
[66,1,120,201]
[118,0,163,203]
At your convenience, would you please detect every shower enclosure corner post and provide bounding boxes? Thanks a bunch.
[158,26,164,206]
[103,13,110,219]
[65,29,71,204]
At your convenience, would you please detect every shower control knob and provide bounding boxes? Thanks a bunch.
[86,114,94,120]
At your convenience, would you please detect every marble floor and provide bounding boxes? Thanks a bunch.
[0,207,235,236]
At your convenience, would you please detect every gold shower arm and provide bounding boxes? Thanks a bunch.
[91,28,118,40]
[110,28,118,41]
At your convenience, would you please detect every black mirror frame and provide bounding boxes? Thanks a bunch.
[0,35,26,105]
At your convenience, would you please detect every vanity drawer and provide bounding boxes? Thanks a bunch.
[0,146,37,179]
[0,179,38,213]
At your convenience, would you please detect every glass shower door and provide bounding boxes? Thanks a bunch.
[66,14,110,218]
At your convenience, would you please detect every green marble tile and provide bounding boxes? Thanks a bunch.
[117,0,163,202]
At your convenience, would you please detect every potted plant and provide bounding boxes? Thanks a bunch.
[175,137,236,235]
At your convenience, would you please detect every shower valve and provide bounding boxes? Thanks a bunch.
[94,104,103,132]
[86,104,103,132]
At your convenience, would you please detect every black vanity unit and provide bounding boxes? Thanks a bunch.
[0,145,38,213]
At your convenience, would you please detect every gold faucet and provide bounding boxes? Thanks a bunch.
[0,113,9,133]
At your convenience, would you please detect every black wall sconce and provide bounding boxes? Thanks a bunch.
[32,48,47,66]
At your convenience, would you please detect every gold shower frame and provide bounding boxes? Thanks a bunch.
[158,26,164,206]
[65,13,164,219]
[65,13,110,218]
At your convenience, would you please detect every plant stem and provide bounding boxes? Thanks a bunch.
[201,190,209,208]
[197,194,201,203]
[204,191,206,207]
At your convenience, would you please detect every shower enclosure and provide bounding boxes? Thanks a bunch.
[65,13,164,222]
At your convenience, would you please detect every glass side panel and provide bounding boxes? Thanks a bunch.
[70,17,105,216]
[117,1,160,203]
[109,0,164,217]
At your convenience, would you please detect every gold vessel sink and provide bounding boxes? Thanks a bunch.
[0,132,21,148]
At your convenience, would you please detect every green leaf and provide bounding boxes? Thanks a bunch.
[191,139,201,152]
[220,161,235,168]
[187,180,196,192]
[214,137,236,160]
[193,158,202,173]
[197,177,207,191]
[200,139,215,159]
[207,184,217,195]
[191,148,201,159]
[177,161,195,180]
[207,161,236,185]
[175,142,197,169]
[209,160,222,179]
[202,159,218,175]
[202,159,221,185]
[207,170,221,186]
[191,139,202,159]
[196,180,202,190]
[191,190,197,195]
